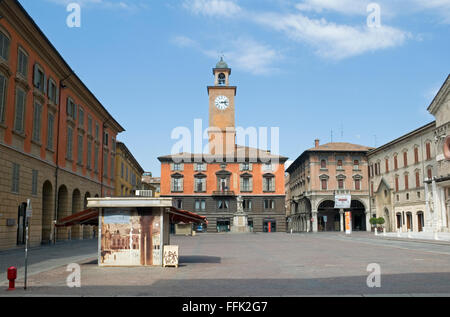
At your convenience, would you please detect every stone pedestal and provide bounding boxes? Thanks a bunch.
[231,212,250,233]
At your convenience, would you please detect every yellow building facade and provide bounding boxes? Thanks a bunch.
[114,142,144,197]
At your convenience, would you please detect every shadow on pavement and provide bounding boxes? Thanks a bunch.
[179,256,221,264]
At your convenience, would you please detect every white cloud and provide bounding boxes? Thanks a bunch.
[296,0,371,15]
[253,12,410,60]
[183,0,242,18]
[171,35,281,75]
[414,0,450,23]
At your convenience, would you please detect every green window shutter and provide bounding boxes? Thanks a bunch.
[33,64,40,88]
[180,163,184,171]
[170,163,174,171]
[180,178,184,191]
[0,74,6,123]
[171,178,174,192]
[249,163,253,171]
[14,89,25,132]
[47,113,54,150]
[55,82,59,105]
[43,73,47,95]
[240,177,243,191]
[250,177,253,192]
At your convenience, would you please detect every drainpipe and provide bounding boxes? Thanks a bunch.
[53,74,71,244]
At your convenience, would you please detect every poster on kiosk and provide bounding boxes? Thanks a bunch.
[345,211,352,235]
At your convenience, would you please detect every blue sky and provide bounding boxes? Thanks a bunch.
[18,0,450,175]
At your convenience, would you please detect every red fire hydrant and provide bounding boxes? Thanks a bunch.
[7,267,17,291]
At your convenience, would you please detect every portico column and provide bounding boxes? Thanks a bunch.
[306,214,311,233]
[365,211,371,232]
[312,211,318,233]
[339,209,344,232]
[440,187,447,231]
[432,179,441,231]
[424,182,432,230]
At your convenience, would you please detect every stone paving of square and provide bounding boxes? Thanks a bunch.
[2,232,450,296]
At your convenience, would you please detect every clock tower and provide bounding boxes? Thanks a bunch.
[208,58,237,156]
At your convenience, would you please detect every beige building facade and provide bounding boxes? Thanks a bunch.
[427,75,450,232]
[368,122,437,233]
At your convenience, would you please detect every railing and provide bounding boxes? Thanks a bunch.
[212,191,236,196]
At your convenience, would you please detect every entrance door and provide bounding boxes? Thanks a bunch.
[406,213,412,231]
[417,213,424,232]
[17,202,27,245]
[263,220,276,233]
[217,220,230,233]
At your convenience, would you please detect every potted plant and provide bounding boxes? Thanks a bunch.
[376,217,385,233]
[369,217,378,232]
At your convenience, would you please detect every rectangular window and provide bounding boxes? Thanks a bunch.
[14,88,26,133]
[385,159,389,173]
[0,33,10,61]
[394,156,398,170]
[195,177,206,192]
[405,174,409,190]
[414,148,419,164]
[241,177,251,192]
[321,179,327,190]
[47,113,54,150]
[87,139,92,169]
[217,200,229,210]
[77,134,83,165]
[395,177,399,192]
[66,127,73,160]
[243,199,252,211]
[355,179,361,190]
[11,163,20,193]
[17,49,28,77]
[94,144,99,172]
[34,64,45,92]
[88,116,92,135]
[103,152,108,178]
[404,152,408,167]
[416,172,420,188]
[172,177,183,192]
[427,168,432,180]
[264,199,275,209]
[31,170,38,196]
[426,143,431,160]
[121,162,124,178]
[95,123,99,140]
[110,156,114,180]
[338,179,344,189]
[103,131,109,146]
[48,79,57,104]
[66,97,76,120]
[78,106,84,128]
[263,177,275,192]
[0,74,6,123]
[195,200,206,211]
[32,102,42,142]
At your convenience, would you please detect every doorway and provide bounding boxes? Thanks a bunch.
[263,220,276,233]
[406,213,413,231]
[217,219,230,233]
[417,212,424,232]
[17,202,27,245]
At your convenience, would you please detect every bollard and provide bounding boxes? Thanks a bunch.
[408,229,412,239]
[397,229,400,238]
[383,228,386,236]
[7,267,17,291]
[375,228,378,236]
[434,232,439,241]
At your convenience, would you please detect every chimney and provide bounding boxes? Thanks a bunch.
[315,139,320,148]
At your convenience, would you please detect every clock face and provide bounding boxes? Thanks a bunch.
[215,95,230,110]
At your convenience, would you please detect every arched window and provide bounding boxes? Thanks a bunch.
[218,73,226,85]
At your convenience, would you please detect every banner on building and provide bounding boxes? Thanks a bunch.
[335,195,351,209]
